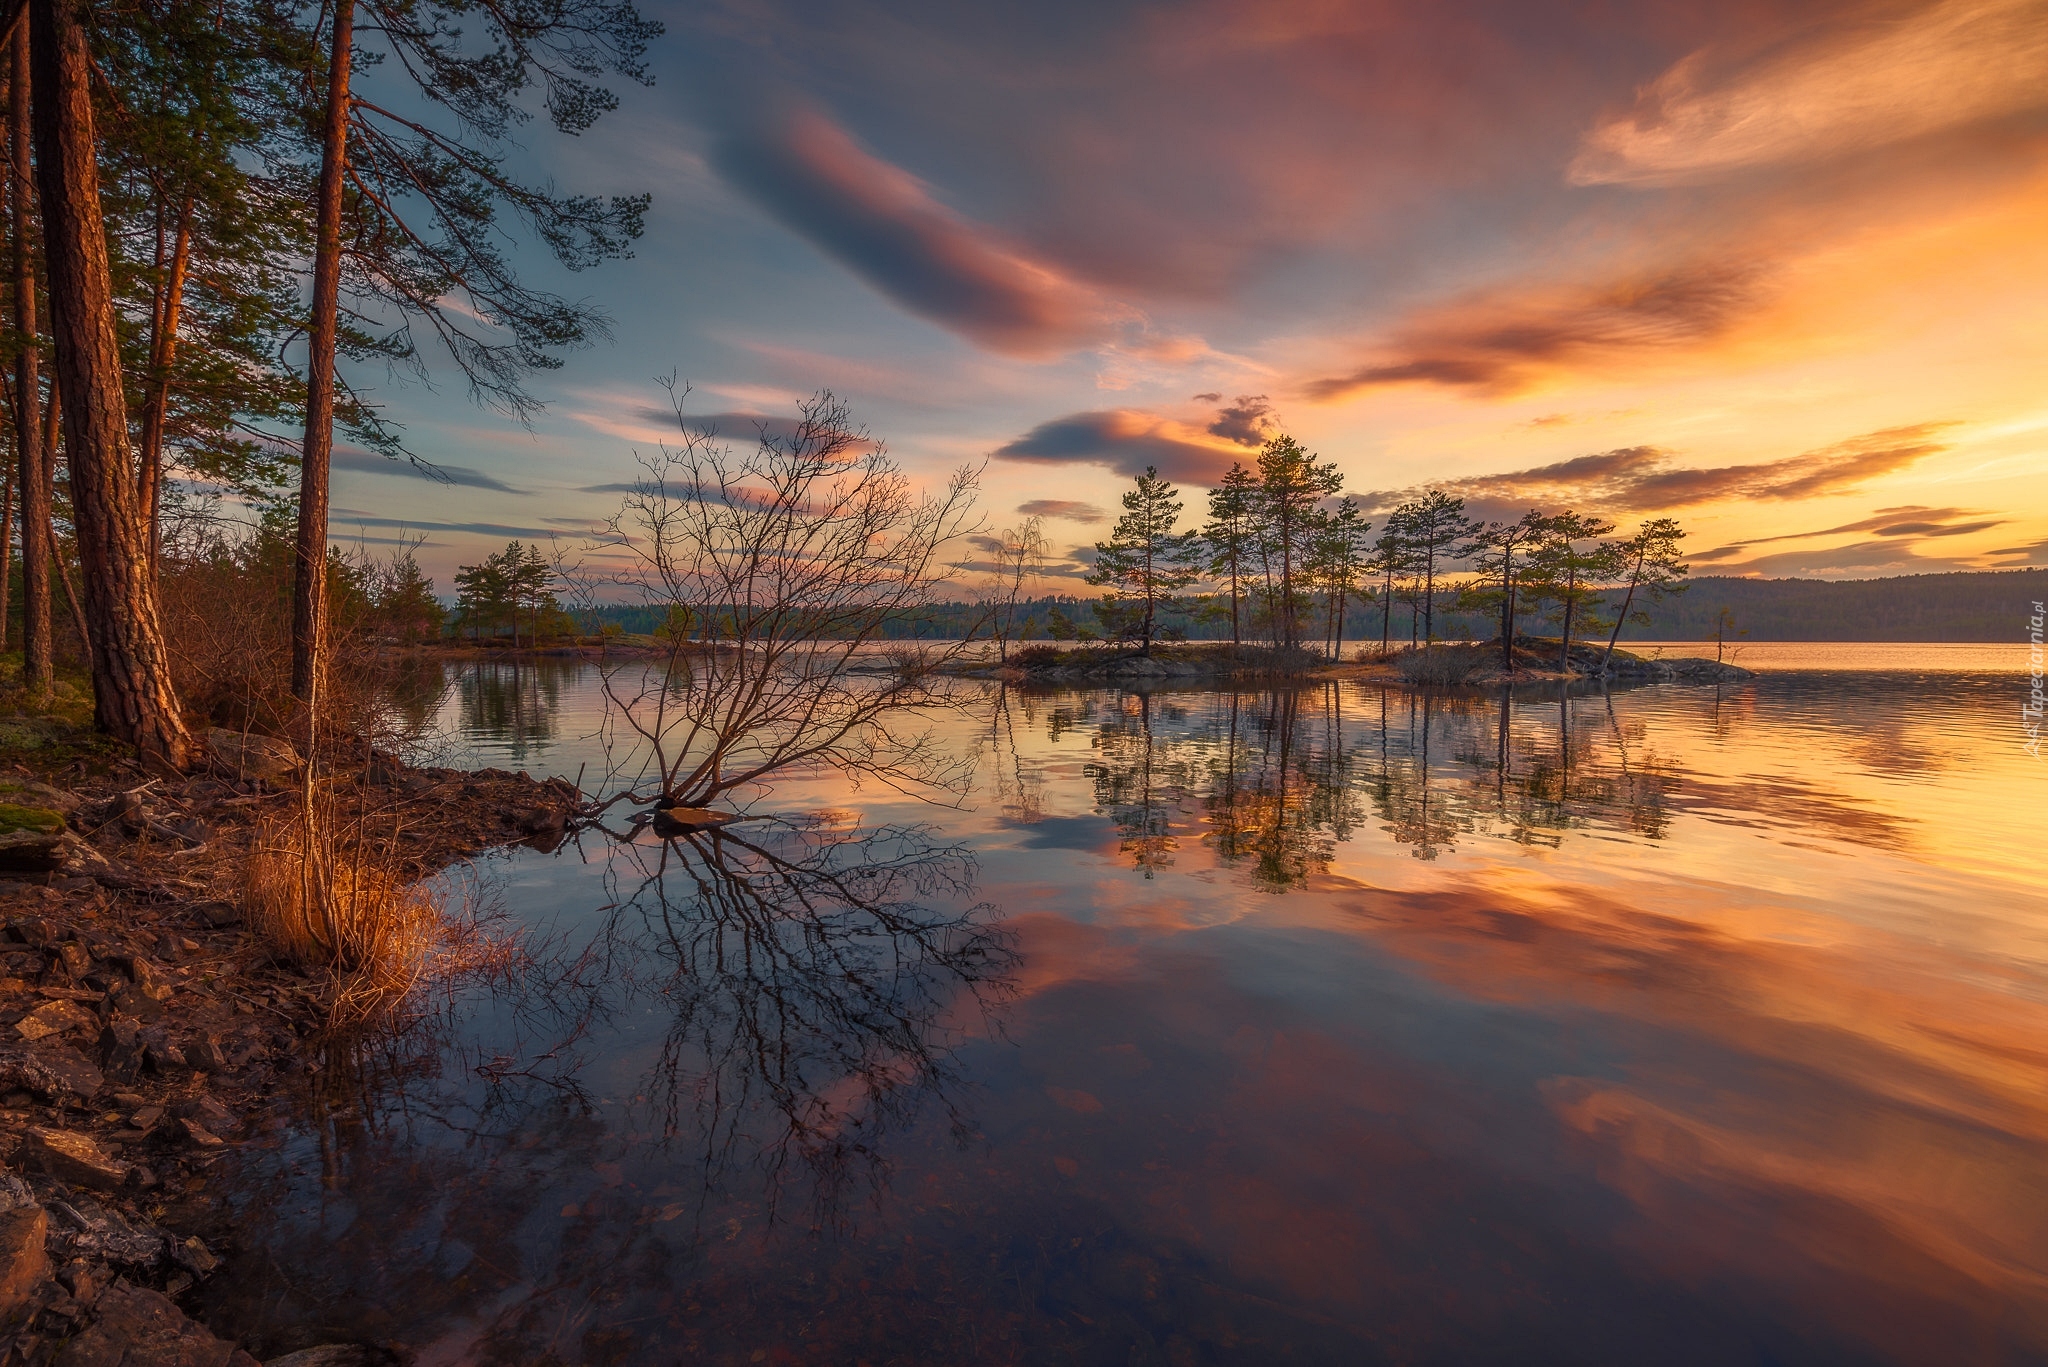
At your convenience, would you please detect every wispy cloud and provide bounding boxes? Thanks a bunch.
[1692,505,2005,561]
[332,448,527,495]
[1018,499,1107,523]
[1571,0,2048,187]
[1303,259,1767,400]
[328,514,560,539]
[1366,424,1957,519]
[715,108,1119,356]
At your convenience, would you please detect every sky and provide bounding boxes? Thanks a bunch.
[323,0,2048,591]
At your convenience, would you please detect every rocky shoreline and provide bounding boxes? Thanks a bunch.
[0,730,580,1366]
[963,641,1757,688]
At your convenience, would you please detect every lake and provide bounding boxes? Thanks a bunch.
[192,650,2048,1364]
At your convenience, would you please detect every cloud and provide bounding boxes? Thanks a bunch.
[1692,506,2005,561]
[1696,538,1997,578]
[331,448,526,494]
[1204,393,1279,447]
[1303,259,1767,399]
[1687,506,2007,565]
[714,108,1115,356]
[1018,499,1107,523]
[328,515,561,539]
[1570,0,2048,187]
[993,410,1252,485]
[626,406,885,455]
[1369,424,1956,519]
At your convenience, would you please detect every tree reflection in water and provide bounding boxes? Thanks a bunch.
[1071,681,1683,883]
[454,659,573,759]
[598,819,1017,1230]
[192,818,1015,1360]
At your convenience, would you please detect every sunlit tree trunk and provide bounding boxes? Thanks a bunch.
[29,0,191,765]
[292,0,354,700]
[138,197,193,575]
[9,28,50,696]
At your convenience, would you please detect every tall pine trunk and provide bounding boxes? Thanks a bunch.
[139,196,193,574]
[1601,554,1643,675]
[10,28,50,696]
[292,0,354,700]
[29,0,191,766]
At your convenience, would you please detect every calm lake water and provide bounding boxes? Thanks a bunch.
[193,651,2048,1365]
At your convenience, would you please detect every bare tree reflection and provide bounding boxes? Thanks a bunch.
[599,819,1018,1230]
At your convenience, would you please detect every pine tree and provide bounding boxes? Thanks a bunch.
[1526,511,1621,673]
[1601,518,1689,672]
[1467,509,1549,671]
[1253,436,1342,649]
[1086,466,1198,655]
[1402,489,1476,643]
[1202,462,1258,646]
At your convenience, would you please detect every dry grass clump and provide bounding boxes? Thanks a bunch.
[1394,644,1490,687]
[241,801,445,1026]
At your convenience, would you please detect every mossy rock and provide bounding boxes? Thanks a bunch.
[0,804,63,836]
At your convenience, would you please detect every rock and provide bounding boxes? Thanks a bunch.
[175,1095,236,1135]
[170,1118,223,1150]
[109,955,172,1003]
[0,1203,49,1319]
[168,1235,218,1276]
[193,901,241,929]
[0,1043,104,1102]
[185,1036,227,1073]
[54,940,91,978]
[0,779,80,815]
[51,1278,260,1367]
[20,1126,130,1190]
[7,916,55,946]
[265,1349,384,1367]
[0,803,69,874]
[99,1020,147,1085]
[204,729,302,785]
[109,984,166,1024]
[16,999,98,1043]
[516,804,565,835]
[651,806,740,834]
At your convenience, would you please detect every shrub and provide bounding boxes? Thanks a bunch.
[1011,644,1063,667]
[1394,644,1489,686]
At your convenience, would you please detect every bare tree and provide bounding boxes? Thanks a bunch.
[589,383,986,811]
[985,514,1046,664]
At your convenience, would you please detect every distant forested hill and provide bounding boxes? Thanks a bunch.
[578,570,2048,643]
[1620,570,2048,641]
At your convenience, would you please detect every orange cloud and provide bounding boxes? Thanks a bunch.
[1571,0,2048,187]
[1302,259,1769,400]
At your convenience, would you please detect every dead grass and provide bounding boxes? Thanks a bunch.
[241,796,447,1027]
